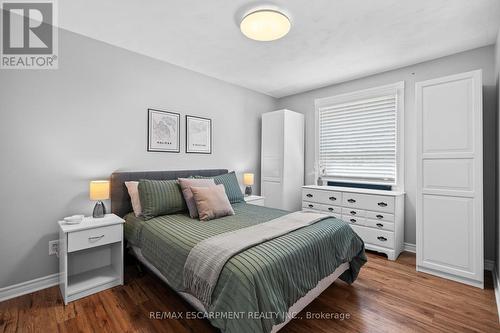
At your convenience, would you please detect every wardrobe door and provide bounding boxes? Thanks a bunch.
[261,111,284,210]
[415,70,483,288]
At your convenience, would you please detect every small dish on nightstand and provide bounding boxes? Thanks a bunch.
[63,215,84,224]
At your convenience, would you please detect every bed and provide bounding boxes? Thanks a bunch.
[111,169,366,333]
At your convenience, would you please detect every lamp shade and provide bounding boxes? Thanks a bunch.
[89,180,110,201]
[243,173,254,186]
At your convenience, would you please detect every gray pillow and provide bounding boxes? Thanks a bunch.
[138,179,186,220]
[196,171,244,203]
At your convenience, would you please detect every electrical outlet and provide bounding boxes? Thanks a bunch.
[49,240,59,256]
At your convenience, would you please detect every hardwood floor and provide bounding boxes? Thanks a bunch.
[1,251,499,333]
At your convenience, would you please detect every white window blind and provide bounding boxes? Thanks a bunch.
[318,94,397,185]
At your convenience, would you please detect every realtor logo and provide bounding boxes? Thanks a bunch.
[1,0,58,69]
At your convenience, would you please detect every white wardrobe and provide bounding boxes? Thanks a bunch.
[261,109,304,211]
[416,70,484,288]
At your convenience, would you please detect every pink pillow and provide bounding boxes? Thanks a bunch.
[178,178,216,218]
[125,181,142,217]
[191,184,235,221]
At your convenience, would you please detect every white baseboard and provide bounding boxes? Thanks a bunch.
[403,242,416,253]
[403,243,494,272]
[492,267,500,323]
[0,273,59,302]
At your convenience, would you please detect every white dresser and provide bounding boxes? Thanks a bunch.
[302,185,405,260]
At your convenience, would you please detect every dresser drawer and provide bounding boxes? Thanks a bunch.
[341,207,366,218]
[365,211,395,222]
[350,224,394,249]
[363,218,395,231]
[342,193,395,213]
[342,215,365,225]
[363,195,395,213]
[321,204,342,215]
[302,189,321,202]
[342,193,365,209]
[67,224,122,253]
[302,189,342,205]
[302,201,322,210]
[316,191,342,205]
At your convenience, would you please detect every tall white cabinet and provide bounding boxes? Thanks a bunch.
[261,109,304,211]
[416,70,483,288]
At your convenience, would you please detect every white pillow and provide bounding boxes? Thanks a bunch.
[125,181,142,217]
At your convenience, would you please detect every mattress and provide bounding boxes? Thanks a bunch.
[124,202,366,333]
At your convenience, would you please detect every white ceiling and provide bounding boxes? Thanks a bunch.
[59,0,500,98]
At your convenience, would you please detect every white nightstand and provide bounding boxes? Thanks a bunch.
[58,214,124,304]
[244,195,265,206]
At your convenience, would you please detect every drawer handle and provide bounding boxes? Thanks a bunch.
[88,235,105,242]
[350,211,357,215]
[306,194,313,198]
[350,218,357,223]
[378,202,388,207]
[377,236,387,242]
[376,223,384,228]
[328,207,334,211]
[347,199,356,203]
[376,214,384,219]
[308,204,314,208]
[329,196,337,201]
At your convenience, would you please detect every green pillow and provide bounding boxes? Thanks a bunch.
[138,179,186,219]
[196,171,244,204]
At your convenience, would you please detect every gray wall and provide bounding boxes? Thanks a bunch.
[277,46,497,260]
[0,29,276,287]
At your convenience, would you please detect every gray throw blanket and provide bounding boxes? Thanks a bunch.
[183,210,329,306]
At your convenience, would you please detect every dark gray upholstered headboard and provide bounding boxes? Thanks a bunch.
[110,169,228,217]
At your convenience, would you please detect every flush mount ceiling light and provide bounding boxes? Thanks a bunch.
[240,9,291,41]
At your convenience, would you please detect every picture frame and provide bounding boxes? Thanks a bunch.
[147,108,180,153]
[186,115,212,154]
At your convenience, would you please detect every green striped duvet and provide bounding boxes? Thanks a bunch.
[125,203,366,333]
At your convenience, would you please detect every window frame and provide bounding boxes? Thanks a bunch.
[314,81,405,191]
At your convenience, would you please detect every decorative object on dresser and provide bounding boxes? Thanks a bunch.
[243,173,254,196]
[58,214,124,304]
[244,195,265,206]
[302,185,404,260]
[89,180,110,218]
[186,115,212,154]
[261,109,304,211]
[148,108,180,153]
[415,70,483,288]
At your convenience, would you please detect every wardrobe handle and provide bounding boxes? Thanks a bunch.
[88,235,105,242]
[347,199,356,203]
[350,211,357,215]
[350,219,357,223]
[328,207,334,211]
[378,202,388,207]
[306,194,313,198]
[377,236,387,242]
[376,223,384,228]
[376,214,384,219]
[308,204,314,208]
[329,196,337,201]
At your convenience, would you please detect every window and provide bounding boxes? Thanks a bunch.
[315,82,404,189]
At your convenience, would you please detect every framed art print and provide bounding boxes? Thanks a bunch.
[148,109,180,153]
[186,115,212,154]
